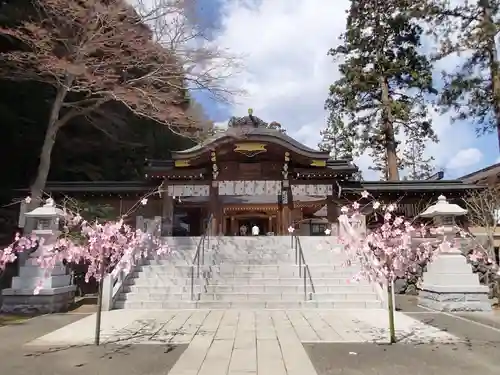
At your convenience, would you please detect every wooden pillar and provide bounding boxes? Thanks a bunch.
[326,184,339,235]
[161,180,174,236]
[281,180,293,233]
[268,215,272,234]
[326,200,337,223]
[276,210,282,235]
[230,216,236,235]
[209,181,219,234]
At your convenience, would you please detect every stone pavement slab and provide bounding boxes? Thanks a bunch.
[27,309,461,375]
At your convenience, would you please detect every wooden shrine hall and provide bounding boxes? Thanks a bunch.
[144,112,355,236]
[142,111,481,236]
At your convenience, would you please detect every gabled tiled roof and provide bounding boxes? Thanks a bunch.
[172,127,326,158]
[458,163,500,183]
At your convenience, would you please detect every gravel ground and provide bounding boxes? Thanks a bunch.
[0,313,186,375]
[304,295,500,375]
[304,340,500,375]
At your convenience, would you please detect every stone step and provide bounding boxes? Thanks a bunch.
[126,276,199,286]
[124,284,375,294]
[113,237,384,310]
[114,300,383,309]
[138,264,353,273]
[126,277,363,286]
[119,292,379,302]
[134,268,359,278]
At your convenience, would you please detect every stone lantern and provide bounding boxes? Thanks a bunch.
[418,195,491,311]
[26,198,64,242]
[1,198,76,314]
[420,195,467,245]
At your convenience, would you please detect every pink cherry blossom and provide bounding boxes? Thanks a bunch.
[337,192,500,288]
[338,193,437,285]
[1,196,169,294]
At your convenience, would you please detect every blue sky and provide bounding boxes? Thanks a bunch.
[189,0,499,180]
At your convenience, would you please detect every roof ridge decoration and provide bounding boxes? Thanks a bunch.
[228,108,267,129]
[172,109,328,158]
[227,108,286,133]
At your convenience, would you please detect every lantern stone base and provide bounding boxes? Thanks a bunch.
[417,251,492,312]
[418,285,492,312]
[1,286,76,314]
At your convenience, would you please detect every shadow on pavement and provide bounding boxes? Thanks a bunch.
[0,313,187,375]
[2,343,186,374]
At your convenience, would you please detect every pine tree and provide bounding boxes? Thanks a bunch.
[326,0,438,181]
[367,129,404,180]
[423,0,500,151]
[401,135,435,180]
[318,114,356,159]
[319,113,364,180]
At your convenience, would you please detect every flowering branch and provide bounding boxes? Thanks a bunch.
[0,187,171,294]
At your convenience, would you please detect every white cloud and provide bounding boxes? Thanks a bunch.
[446,148,483,169]
[210,0,481,179]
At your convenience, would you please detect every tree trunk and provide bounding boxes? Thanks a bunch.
[387,281,397,344]
[28,79,72,208]
[379,76,400,181]
[94,260,106,346]
[482,2,500,152]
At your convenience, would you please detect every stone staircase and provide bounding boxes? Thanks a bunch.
[114,236,384,309]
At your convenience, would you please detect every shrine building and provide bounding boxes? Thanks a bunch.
[24,112,482,236]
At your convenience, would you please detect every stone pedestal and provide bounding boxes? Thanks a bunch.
[1,199,76,314]
[1,252,76,314]
[418,251,492,312]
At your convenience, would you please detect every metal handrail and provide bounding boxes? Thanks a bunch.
[291,234,316,300]
[190,214,213,300]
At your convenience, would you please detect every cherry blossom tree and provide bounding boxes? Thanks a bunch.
[0,192,168,345]
[338,191,439,343]
[338,190,500,343]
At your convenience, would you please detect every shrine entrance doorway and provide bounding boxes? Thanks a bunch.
[223,212,276,236]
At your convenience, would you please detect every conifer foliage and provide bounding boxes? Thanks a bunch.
[326,0,438,180]
[318,114,356,160]
[424,0,500,151]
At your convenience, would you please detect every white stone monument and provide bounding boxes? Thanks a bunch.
[1,198,76,313]
[418,195,492,311]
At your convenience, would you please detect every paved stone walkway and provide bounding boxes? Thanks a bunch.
[28,309,461,375]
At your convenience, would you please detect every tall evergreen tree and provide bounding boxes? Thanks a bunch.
[318,114,356,159]
[326,0,438,181]
[424,0,500,151]
[401,135,435,180]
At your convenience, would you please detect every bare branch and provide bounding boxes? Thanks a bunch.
[132,0,243,103]
[0,0,241,134]
[463,186,500,258]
